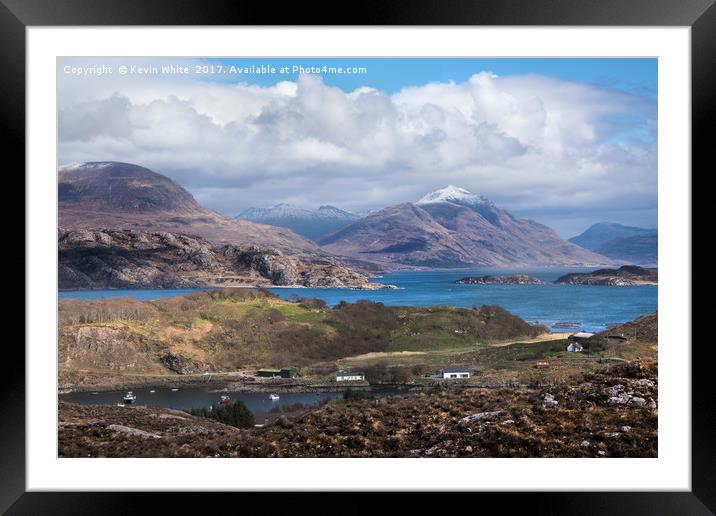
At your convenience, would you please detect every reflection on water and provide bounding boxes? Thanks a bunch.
[61,387,409,422]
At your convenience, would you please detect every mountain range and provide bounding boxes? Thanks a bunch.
[319,186,611,268]
[236,204,359,240]
[58,163,617,273]
[569,222,657,266]
[57,162,388,289]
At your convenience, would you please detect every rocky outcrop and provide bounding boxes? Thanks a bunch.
[161,353,202,375]
[455,275,543,285]
[59,325,162,373]
[58,228,389,290]
[106,424,162,439]
[224,246,300,286]
[554,265,657,286]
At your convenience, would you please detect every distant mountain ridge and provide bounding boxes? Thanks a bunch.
[569,222,657,266]
[320,186,612,268]
[59,165,620,269]
[569,222,656,249]
[58,162,319,255]
[237,203,359,240]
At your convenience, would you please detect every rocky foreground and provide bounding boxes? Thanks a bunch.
[59,228,388,290]
[59,361,657,458]
[554,265,658,286]
[455,275,543,285]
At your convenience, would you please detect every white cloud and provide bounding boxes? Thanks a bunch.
[58,64,657,236]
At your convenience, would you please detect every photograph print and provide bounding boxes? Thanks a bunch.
[57,57,658,458]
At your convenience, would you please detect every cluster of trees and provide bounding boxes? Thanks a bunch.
[297,298,327,311]
[326,300,400,357]
[204,287,277,302]
[255,300,401,365]
[186,400,255,429]
[58,298,159,325]
[466,305,548,341]
[59,287,277,326]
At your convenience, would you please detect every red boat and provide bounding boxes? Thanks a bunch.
[219,395,231,405]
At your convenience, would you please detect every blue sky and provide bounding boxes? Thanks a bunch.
[205,57,657,100]
[58,57,657,237]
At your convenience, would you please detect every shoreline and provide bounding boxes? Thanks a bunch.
[59,372,575,396]
[58,283,401,294]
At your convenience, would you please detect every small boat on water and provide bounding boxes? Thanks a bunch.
[553,322,582,329]
[149,390,155,393]
[219,395,231,405]
[122,391,137,404]
[269,393,280,401]
[171,388,179,392]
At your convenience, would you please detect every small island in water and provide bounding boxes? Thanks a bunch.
[554,265,658,286]
[455,274,544,285]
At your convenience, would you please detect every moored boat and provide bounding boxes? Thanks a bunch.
[219,395,231,405]
[269,393,280,401]
[122,391,136,404]
[553,322,581,329]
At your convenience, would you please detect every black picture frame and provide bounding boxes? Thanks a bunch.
[4,0,708,512]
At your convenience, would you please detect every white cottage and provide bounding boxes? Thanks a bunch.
[567,332,594,352]
[441,367,470,379]
[336,370,365,382]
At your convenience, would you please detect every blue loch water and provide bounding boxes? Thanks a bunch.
[61,387,409,420]
[59,267,657,333]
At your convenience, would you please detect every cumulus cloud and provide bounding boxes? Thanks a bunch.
[58,64,657,236]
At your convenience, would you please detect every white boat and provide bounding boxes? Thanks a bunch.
[269,393,280,401]
[171,388,179,392]
[122,391,137,404]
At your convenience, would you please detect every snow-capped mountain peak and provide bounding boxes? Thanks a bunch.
[416,185,490,206]
[239,204,357,221]
[262,203,305,217]
[236,204,359,240]
[237,204,301,220]
[317,205,358,220]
